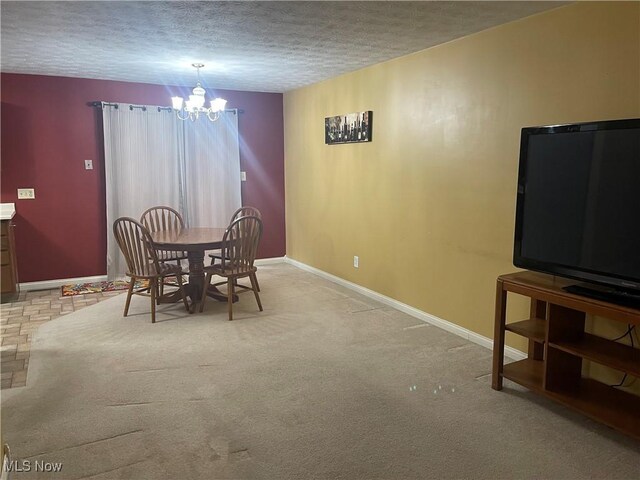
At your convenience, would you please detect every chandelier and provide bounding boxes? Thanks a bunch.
[171,63,227,121]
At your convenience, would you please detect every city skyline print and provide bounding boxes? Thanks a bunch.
[325,111,372,145]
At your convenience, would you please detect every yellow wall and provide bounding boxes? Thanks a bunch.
[284,1,640,356]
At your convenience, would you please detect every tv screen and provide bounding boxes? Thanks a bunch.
[513,118,640,299]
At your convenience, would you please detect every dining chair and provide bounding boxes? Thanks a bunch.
[140,206,188,265]
[113,217,190,323]
[209,206,262,291]
[141,206,189,297]
[199,215,263,320]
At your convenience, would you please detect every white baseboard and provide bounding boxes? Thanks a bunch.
[284,256,526,361]
[18,257,285,292]
[20,275,108,292]
[255,256,286,265]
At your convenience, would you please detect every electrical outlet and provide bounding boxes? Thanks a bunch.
[353,256,359,268]
[84,159,93,170]
[17,188,35,199]
[240,171,247,181]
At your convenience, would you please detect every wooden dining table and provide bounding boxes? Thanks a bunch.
[150,227,234,308]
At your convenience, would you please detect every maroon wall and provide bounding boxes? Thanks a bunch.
[0,73,285,282]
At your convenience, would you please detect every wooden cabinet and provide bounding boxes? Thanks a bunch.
[1,220,19,299]
[492,271,640,440]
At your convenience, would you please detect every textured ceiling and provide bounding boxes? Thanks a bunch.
[1,1,566,93]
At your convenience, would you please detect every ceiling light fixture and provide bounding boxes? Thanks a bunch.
[171,63,227,121]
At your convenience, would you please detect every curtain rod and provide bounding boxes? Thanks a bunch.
[89,101,243,114]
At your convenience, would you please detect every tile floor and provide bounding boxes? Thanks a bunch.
[0,288,122,389]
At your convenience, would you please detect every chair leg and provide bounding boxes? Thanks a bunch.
[199,272,213,313]
[249,273,263,312]
[123,278,135,317]
[159,277,164,302]
[150,278,157,323]
[227,277,234,321]
[252,272,261,292]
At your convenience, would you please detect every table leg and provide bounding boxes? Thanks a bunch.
[156,252,204,307]
[157,250,238,308]
[188,251,238,305]
[187,250,205,302]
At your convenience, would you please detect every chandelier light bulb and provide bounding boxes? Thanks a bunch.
[171,97,184,110]
[211,98,227,113]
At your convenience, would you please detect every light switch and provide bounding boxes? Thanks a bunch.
[240,171,247,181]
[18,188,35,199]
[84,160,93,170]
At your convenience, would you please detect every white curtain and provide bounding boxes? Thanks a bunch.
[103,104,241,279]
[103,104,183,279]
[182,111,242,228]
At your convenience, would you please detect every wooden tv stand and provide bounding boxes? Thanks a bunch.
[492,271,640,440]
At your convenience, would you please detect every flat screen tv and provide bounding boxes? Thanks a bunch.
[513,118,640,307]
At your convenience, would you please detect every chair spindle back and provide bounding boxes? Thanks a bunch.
[220,215,263,275]
[231,206,262,222]
[140,206,185,233]
[113,217,159,277]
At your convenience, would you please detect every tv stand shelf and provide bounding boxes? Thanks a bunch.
[492,271,640,440]
[505,318,546,343]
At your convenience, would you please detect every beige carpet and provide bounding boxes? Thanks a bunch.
[2,264,639,479]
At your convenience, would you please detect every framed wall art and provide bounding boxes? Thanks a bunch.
[325,111,372,145]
